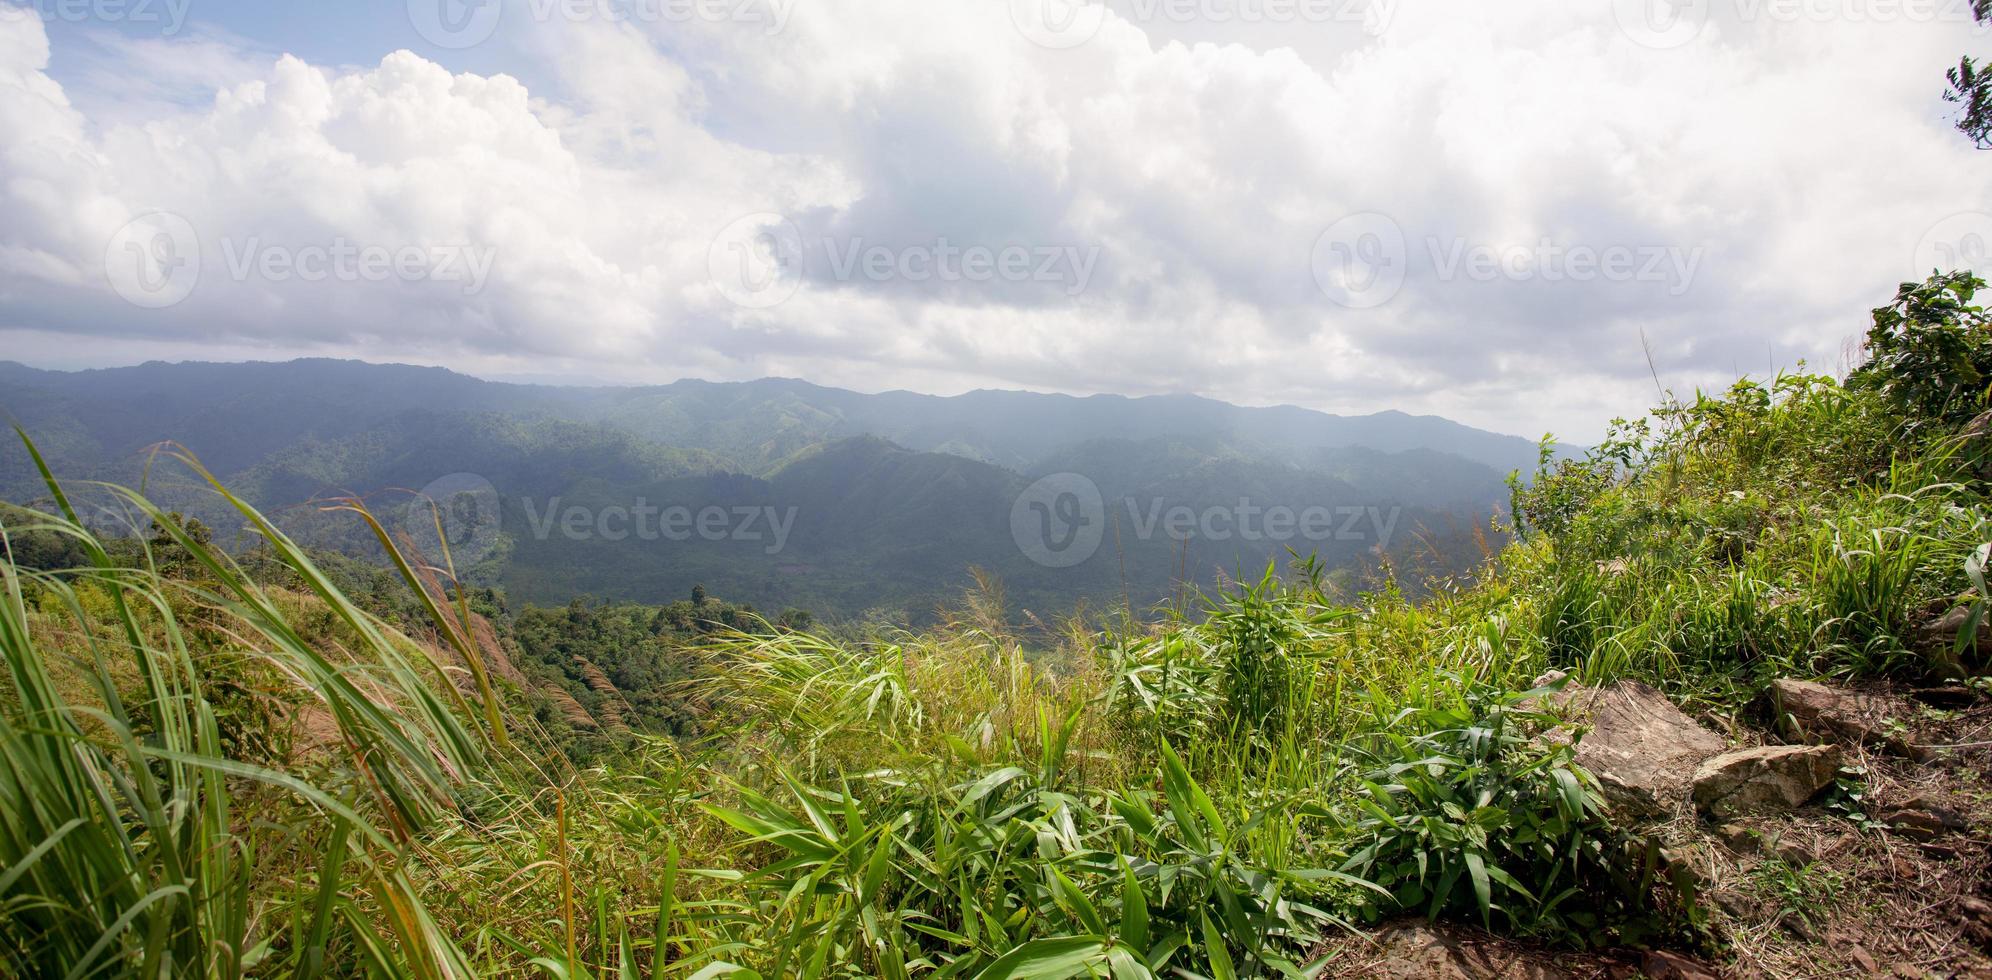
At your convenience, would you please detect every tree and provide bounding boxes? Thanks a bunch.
[148,512,214,576]
[1847,271,1992,435]
[1944,0,1992,147]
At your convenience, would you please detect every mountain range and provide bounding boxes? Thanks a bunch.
[0,359,1545,618]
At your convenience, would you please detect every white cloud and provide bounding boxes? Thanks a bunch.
[0,1,1987,441]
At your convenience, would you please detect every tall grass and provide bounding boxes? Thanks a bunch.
[0,436,490,977]
[2,297,1985,976]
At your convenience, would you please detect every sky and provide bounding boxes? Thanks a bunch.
[0,0,1988,442]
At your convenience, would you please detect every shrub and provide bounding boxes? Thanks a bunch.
[1849,271,1992,437]
[1332,674,1676,945]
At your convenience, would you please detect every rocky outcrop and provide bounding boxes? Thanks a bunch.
[1768,678,1923,759]
[1691,744,1841,819]
[1552,681,1728,819]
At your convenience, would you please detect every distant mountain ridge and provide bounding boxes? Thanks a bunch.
[0,359,1534,618]
[0,359,1551,476]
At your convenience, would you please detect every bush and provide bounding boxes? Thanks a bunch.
[1850,271,1992,437]
[1332,675,1679,945]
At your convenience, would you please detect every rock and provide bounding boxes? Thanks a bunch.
[1909,685,1976,709]
[1554,681,1728,819]
[1640,950,1719,980]
[1711,888,1762,918]
[1772,840,1817,866]
[1355,921,1571,979]
[1915,602,1991,675]
[1847,944,1879,974]
[1715,822,1762,853]
[1690,744,1842,819]
[1875,796,1969,841]
[1963,409,1992,481]
[1531,669,1569,690]
[1768,678,1923,758]
[1959,896,1992,951]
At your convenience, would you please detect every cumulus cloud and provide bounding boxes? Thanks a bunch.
[0,1,1986,440]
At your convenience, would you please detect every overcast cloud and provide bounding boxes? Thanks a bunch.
[0,0,1987,440]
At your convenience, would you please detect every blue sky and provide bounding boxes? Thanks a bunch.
[3,0,1990,440]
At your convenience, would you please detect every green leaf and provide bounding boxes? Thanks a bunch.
[1464,851,1492,928]
[1051,867,1107,936]
[1199,914,1237,980]
[974,937,1109,980]
[1119,861,1150,953]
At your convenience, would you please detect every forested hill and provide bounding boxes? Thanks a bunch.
[0,358,1529,618]
[0,358,1549,476]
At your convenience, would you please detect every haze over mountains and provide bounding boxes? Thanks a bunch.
[0,359,1541,618]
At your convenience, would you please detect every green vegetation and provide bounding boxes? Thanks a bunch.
[1,273,1988,977]
[0,358,1520,618]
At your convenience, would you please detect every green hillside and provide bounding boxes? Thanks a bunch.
[2,272,1987,978]
[0,364,1515,619]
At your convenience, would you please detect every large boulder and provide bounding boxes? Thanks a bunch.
[1691,744,1842,819]
[1767,679,1923,758]
[1552,681,1728,819]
